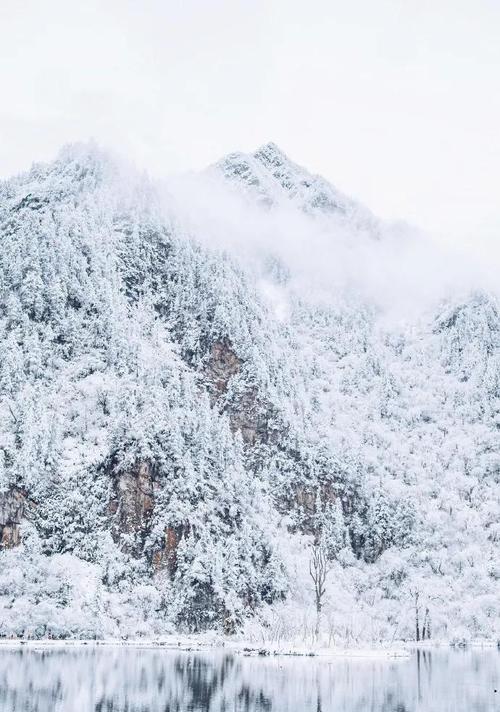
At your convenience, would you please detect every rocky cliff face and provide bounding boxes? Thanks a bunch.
[109,462,157,557]
[0,488,29,549]
[205,340,242,400]
[204,340,274,446]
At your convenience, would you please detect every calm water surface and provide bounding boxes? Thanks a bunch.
[0,645,498,712]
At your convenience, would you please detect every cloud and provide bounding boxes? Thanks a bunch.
[161,166,499,325]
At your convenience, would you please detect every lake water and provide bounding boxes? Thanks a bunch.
[0,645,498,711]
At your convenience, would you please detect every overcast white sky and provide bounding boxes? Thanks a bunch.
[1,0,499,250]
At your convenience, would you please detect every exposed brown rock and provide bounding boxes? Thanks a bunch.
[295,487,316,513]
[109,462,157,556]
[204,340,273,446]
[109,462,185,572]
[292,482,339,533]
[0,487,30,549]
[152,526,180,575]
[205,340,241,398]
[226,386,272,446]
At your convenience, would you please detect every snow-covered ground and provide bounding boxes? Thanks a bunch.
[0,634,497,659]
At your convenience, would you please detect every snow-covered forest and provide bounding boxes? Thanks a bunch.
[0,142,498,643]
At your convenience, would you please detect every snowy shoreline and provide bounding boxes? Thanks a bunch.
[0,636,497,658]
[0,635,408,658]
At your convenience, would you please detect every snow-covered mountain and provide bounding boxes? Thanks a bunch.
[213,142,381,237]
[0,143,498,643]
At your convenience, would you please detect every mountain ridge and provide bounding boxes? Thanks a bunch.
[212,141,382,237]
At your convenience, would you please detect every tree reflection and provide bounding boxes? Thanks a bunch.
[0,646,497,712]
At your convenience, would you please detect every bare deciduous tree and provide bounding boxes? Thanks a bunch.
[410,588,433,642]
[309,540,329,639]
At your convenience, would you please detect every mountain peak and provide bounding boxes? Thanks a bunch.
[213,143,380,237]
[253,142,290,168]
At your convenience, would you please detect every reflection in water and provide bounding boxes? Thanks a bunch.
[0,645,498,712]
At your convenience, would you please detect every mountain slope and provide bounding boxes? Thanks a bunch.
[0,144,498,642]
